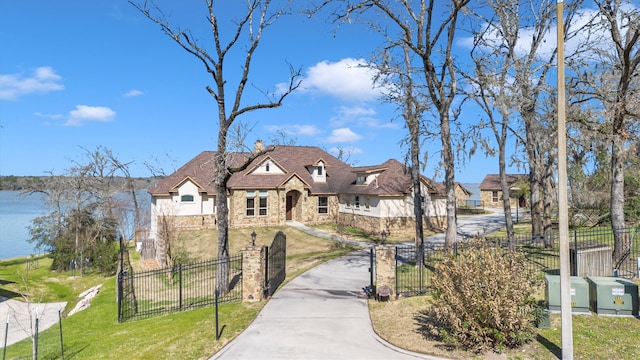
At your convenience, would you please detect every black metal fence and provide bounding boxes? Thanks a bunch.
[264,231,286,297]
[395,225,640,298]
[118,255,243,322]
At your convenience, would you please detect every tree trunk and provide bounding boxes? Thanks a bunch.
[441,113,457,250]
[498,143,515,249]
[611,125,627,265]
[411,125,424,268]
[215,152,231,295]
[542,163,555,241]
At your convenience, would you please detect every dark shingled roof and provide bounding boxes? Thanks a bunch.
[343,159,443,196]
[149,146,445,198]
[149,146,354,196]
[479,174,528,190]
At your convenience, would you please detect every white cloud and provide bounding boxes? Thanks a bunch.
[329,105,401,130]
[265,124,321,137]
[328,146,364,159]
[34,112,64,120]
[0,66,64,100]
[327,127,363,143]
[124,89,144,97]
[66,105,116,126]
[301,58,382,102]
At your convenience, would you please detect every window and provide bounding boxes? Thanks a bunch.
[265,162,270,172]
[317,165,323,175]
[492,191,499,203]
[364,197,370,210]
[355,196,360,209]
[318,196,328,214]
[181,194,194,202]
[246,191,255,216]
[259,190,268,216]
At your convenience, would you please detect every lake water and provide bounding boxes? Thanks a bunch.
[0,191,48,260]
[0,190,151,260]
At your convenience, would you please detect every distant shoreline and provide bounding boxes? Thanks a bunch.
[0,175,161,191]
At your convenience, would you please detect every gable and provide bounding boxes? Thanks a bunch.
[248,156,286,175]
[171,176,206,194]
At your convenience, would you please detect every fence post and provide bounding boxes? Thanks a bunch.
[241,245,265,302]
[179,264,183,310]
[369,247,374,291]
[59,306,64,360]
[215,289,220,341]
[374,245,395,298]
[117,270,123,323]
[34,310,39,360]
[3,314,8,360]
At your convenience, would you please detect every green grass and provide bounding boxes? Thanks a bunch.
[4,278,263,360]
[1,226,358,359]
[0,255,106,304]
[533,313,640,359]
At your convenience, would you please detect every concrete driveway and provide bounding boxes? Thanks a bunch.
[211,250,444,360]
[0,296,66,347]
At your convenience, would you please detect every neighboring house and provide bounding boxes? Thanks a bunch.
[339,159,448,232]
[148,144,447,243]
[479,174,528,208]
[432,182,473,208]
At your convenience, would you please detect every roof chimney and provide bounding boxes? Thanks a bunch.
[254,139,264,153]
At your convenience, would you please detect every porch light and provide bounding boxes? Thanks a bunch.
[251,230,257,246]
[381,230,388,244]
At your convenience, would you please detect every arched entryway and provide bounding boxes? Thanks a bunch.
[285,190,302,221]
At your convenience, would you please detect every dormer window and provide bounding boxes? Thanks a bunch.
[318,165,323,175]
[181,194,194,202]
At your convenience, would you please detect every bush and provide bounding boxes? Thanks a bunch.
[427,240,542,353]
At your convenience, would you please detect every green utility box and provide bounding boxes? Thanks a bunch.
[586,276,639,316]
[545,275,590,313]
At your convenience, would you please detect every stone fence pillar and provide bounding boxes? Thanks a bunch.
[375,245,396,298]
[241,245,265,302]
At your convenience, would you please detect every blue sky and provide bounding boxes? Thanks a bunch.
[0,1,534,184]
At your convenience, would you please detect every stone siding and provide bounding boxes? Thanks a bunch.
[375,245,396,298]
[480,190,518,208]
[338,213,447,234]
[158,214,217,229]
[241,245,265,302]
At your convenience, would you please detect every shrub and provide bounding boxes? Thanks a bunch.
[427,240,542,353]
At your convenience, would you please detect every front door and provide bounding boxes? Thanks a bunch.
[286,196,293,220]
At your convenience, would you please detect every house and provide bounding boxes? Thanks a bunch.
[479,174,528,208]
[148,145,447,241]
[432,182,473,208]
[339,159,448,231]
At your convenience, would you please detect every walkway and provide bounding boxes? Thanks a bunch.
[0,297,66,347]
[212,209,510,359]
[211,250,444,360]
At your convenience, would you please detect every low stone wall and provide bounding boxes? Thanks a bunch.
[338,213,447,234]
[157,214,217,230]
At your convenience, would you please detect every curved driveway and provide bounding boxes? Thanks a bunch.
[211,250,444,360]
[212,210,510,359]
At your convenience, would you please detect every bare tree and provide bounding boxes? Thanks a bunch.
[323,0,470,250]
[132,0,302,293]
[569,0,640,265]
[464,5,518,246]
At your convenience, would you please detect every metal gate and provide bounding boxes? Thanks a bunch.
[264,231,286,297]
